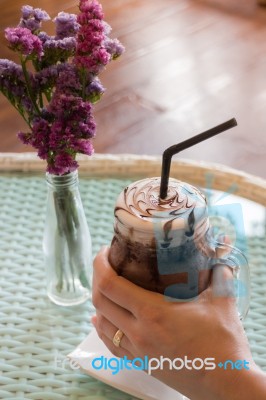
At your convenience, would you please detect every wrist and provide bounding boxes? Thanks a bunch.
[232,367,266,400]
[203,363,266,400]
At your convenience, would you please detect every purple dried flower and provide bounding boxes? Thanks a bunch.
[42,37,76,66]
[57,65,81,94]
[103,21,112,35]
[34,8,51,22]
[37,31,50,44]
[73,139,94,155]
[79,120,96,138]
[19,5,50,33]
[17,131,31,145]
[18,117,50,160]
[5,27,43,59]
[49,121,65,151]
[48,152,79,175]
[105,38,125,59]
[35,65,60,89]
[36,63,81,94]
[49,94,83,119]
[0,59,23,80]
[21,5,34,19]
[54,12,80,39]
[85,77,105,102]
[31,117,50,156]
[0,0,124,175]
[0,59,35,114]
[44,37,76,52]
[48,94,96,151]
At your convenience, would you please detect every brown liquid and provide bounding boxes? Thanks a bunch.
[109,177,214,299]
[109,226,214,299]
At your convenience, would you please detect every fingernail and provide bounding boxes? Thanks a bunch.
[100,245,109,253]
[91,315,97,326]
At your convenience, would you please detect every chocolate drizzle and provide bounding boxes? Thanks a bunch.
[185,210,195,237]
[109,177,211,294]
[114,177,207,231]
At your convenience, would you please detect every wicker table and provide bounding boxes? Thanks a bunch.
[0,153,266,400]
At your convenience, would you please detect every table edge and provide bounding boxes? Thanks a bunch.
[0,152,265,206]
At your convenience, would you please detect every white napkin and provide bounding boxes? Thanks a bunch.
[68,328,184,400]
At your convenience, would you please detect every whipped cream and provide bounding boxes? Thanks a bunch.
[114,177,209,244]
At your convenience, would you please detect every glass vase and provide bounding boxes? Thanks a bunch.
[43,170,92,306]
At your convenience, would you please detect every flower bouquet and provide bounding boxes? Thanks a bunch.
[0,0,124,306]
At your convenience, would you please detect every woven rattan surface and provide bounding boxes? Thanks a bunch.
[0,154,266,399]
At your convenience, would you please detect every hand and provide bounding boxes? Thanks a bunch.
[92,247,265,400]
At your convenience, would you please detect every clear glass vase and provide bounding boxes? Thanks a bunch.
[43,170,92,306]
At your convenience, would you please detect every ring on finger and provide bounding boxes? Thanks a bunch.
[112,329,124,348]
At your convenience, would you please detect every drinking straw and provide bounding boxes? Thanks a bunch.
[159,118,237,199]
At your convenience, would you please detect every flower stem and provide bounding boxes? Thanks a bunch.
[17,108,32,128]
[21,57,41,116]
[39,93,44,109]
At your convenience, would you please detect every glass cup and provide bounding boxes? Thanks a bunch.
[109,177,250,319]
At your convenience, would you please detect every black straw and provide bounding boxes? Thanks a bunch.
[159,118,238,199]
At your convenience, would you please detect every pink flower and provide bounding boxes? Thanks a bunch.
[74,48,110,74]
[74,1,124,77]
[76,31,103,53]
[5,27,43,59]
[79,0,104,19]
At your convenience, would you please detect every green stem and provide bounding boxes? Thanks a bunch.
[44,89,52,103]
[21,57,41,116]
[39,93,44,109]
[17,109,32,128]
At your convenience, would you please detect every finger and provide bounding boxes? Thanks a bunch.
[223,235,231,245]
[93,246,161,317]
[92,313,135,355]
[217,234,231,245]
[210,264,236,300]
[214,234,234,259]
[93,328,135,360]
[92,284,135,336]
[215,244,231,259]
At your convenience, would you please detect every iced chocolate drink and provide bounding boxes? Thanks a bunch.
[109,177,216,299]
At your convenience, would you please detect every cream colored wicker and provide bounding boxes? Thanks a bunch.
[0,152,266,206]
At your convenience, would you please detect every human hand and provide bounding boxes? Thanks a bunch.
[92,247,263,400]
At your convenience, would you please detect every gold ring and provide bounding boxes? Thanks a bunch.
[112,329,124,347]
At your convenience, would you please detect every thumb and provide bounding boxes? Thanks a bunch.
[210,264,236,300]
